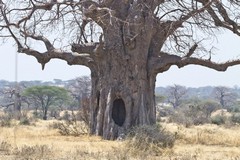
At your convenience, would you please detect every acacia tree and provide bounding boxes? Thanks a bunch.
[1,0,240,139]
[23,86,70,120]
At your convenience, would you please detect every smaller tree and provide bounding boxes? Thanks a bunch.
[66,76,91,126]
[23,86,70,120]
[0,82,30,119]
[166,84,188,109]
[200,100,220,118]
[212,86,238,109]
[66,76,91,109]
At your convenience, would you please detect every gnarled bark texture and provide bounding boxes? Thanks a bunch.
[89,18,157,139]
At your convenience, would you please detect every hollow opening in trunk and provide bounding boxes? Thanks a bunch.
[112,98,126,126]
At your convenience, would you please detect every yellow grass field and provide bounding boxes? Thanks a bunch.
[0,120,240,160]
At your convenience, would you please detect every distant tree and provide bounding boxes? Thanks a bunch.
[0,82,30,119]
[23,86,70,120]
[66,77,91,126]
[166,85,188,109]
[66,76,91,109]
[200,100,220,118]
[212,86,237,109]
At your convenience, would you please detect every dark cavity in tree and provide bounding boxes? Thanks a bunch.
[112,98,126,127]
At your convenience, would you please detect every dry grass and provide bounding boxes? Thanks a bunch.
[0,120,240,159]
[0,120,122,159]
[161,123,240,160]
[163,123,240,146]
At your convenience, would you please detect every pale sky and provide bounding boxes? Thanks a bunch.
[0,31,240,88]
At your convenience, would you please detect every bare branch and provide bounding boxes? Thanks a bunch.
[199,0,240,36]
[19,47,94,70]
[151,52,240,74]
[184,43,198,57]
[20,31,54,51]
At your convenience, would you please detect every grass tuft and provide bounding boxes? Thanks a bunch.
[125,124,175,156]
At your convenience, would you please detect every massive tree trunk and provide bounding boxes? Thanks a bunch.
[89,17,157,139]
[90,65,156,139]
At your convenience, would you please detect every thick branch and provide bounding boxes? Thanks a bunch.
[72,34,104,57]
[71,42,103,55]
[18,47,94,70]
[151,52,240,74]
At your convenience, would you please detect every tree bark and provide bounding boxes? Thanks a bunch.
[90,67,156,139]
[89,18,157,139]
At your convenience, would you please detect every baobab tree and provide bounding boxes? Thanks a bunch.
[166,84,188,109]
[212,86,237,109]
[1,0,240,139]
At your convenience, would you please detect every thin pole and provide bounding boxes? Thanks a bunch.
[14,52,19,119]
[15,52,18,83]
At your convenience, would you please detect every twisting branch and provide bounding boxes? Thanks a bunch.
[20,31,54,51]
[0,6,23,49]
[177,57,240,71]
[151,51,240,74]
[19,47,94,70]
[199,0,240,35]
[171,0,215,34]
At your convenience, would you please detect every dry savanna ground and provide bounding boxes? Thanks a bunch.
[0,118,240,160]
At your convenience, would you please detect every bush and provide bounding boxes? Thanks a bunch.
[169,106,210,127]
[49,120,88,136]
[19,117,31,125]
[231,113,240,124]
[125,125,175,156]
[211,115,226,125]
[32,110,43,119]
[229,106,240,112]
[0,114,12,127]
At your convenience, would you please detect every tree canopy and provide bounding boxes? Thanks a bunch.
[0,0,239,71]
[23,85,70,120]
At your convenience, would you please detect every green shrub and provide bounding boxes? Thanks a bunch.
[211,115,226,125]
[19,117,31,125]
[229,106,240,112]
[125,125,175,156]
[231,113,240,124]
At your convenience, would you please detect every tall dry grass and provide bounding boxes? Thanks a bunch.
[163,123,240,146]
[0,119,240,159]
[161,123,240,160]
